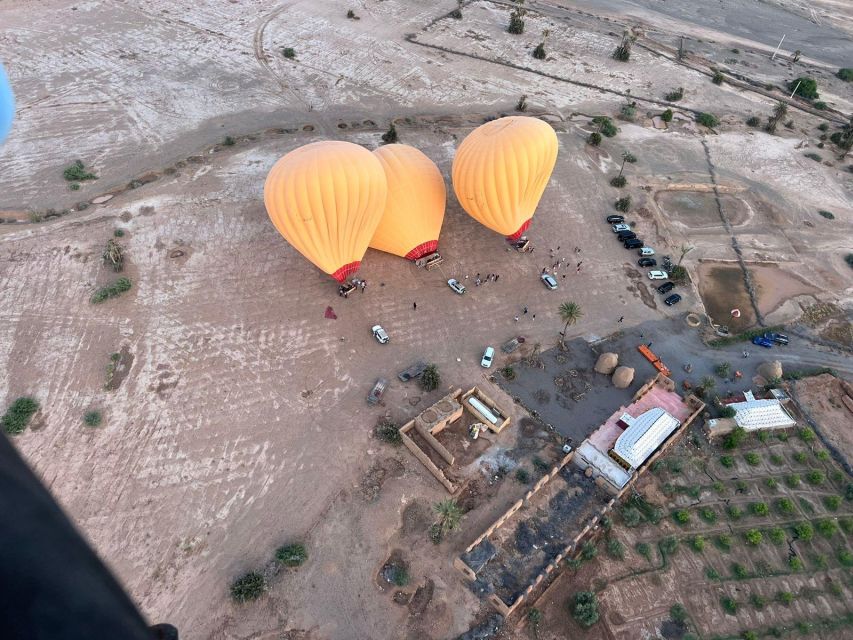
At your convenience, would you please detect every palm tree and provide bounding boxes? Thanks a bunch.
[765,101,788,134]
[434,499,462,536]
[558,301,583,346]
[677,244,694,266]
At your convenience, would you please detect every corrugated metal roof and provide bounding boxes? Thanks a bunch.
[612,407,681,469]
[576,441,631,489]
[728,399,795,431]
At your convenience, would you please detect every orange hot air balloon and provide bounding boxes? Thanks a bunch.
[264,141,387,282]
[370,144,446,260]
[452,116,558,241]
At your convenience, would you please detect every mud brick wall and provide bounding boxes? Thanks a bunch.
[400,430,456,494]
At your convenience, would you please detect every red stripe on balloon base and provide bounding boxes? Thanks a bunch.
[405,240,438,261]
[506,218,532,242]
[332,261,360,283]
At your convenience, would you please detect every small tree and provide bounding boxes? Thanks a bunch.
[527,607,543,637]
[765,101,788,134]
[571,591,599,627]
[712,70,724,85]
[665,87,684,101]
[2,397,40,435]
[612,30,635,61]
[791,49,801,63]
[533,29,548,59]
[281,47,296,59]
[450,1,463,19]
[614,196,631,212]
[696,112,719,128]
[788,77,818,100]
[722,426,745,449]
[103,239,125,272]
[661,109,673,123]
[374,420,401,445]
[587,131,602,146]
[558,301,583,347]
[677,244,694,266]
[83,410,103,427]
[508,7,526,34]
[434,499,462,539]
[381,123,398,144]
[715,362,731,378]
[230,572,266,602]
[516,94,528,112]
[720,406,736,418]
[420,364,440,391]
[275,543,307,567]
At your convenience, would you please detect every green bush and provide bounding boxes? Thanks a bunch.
[720,596,738,614]
[606,537,625,560]
[592,116,618,137]
[715,362,731,378]
[776,498,795,515]
[660,109,673,122]
[746,116,760,127]
[706,566,720,579]
[727,505,744,520]
[837,68,853,82]
[636,542,652,562]
[281,47,296,59]
[665,87,684,102]
[587,132,602,146]
[735,480,749,494]
[382,123,398,144]
[713,481,726,494]
[793,522,813,542]
[744,453,760,466]
[621,505,642,527]
[699,507,717,524]
[749,593,766,610]
[816,450,829,461]
[804,152,822,162]
[660,536,678,556]
[623,152,637,163]
[776,590,794,605]
[515,467,530,484]
[732,562,749,578]
[769,453,784,465]
[720,455,735,468]
[744,529,763,546]
[571,591,599,627]
[716,534,732,551]
[840,517,853,535]
[507,8,525,34]
[751,502,769,517]
[275,543,307,567]
[223,136,236,146]
[798,427,816,443]
[580,540,597,560]
[390,565,409,586]
[691,535,706,552]
[696,112,719,128]
[614,196,631,212]
[789,77,818,99]
[818,209,836,220]
[793,451,807,463]
[813,101,827,110]
[532,43,546,60]
[807,470,825,485]
[823,495,841,511]
[765,478,778,490]
[838,548,853,567]
[63,159,97,182]
[768,527,786,545]
[83,410,102,427]
[500,365,515,381]
[785,474,801,488]
[2,397,40,435]
[114,229,125,237]
[374,420,401,445]
[723,427,746,450]
[789,556,803,571]
[230,572,266,602]
[91,277,132,304]
[610,175,627,188]
[672,509,690,525]
[712,70,724,85]
[420,364,440,391]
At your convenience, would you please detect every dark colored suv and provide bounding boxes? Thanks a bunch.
[606,214,624,224]
[664,293,682,306]
[623,238,643,249]
[638,257,657,267]
[657,282,675,294]
[616,231,637,240]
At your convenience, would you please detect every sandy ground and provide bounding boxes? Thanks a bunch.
[793,373,853,466]
[1,1,852,639]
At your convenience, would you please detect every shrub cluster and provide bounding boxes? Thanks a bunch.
[91,277,132,304]
[2,397,40,435]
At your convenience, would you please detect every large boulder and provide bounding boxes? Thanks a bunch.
[612,366,635,389]
[757,360,783,381]
[595,352,619,375]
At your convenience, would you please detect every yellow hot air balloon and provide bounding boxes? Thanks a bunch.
[452,116,558,240]
[370,144,446,260]
[264,141,387,282]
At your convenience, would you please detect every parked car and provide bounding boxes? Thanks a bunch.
[752,336,774,348]
[623,238,643,249]
[606,214,624,224]
[764,332,789,345]
[481,346,495,368]
[664,293,682,306]
[639,247,655,256]
[367,378,388,405]
[616,231,637,240]
[647,270,668,280]
[447,278,466,295]
[657,282,675,294]
[540,273,558,290]
[638,257,657,267]
[611,223,630,233]
[371,325,390,344]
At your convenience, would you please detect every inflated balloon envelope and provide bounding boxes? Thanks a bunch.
[452,116,558,241]
[0,63,13,144]
[264,141,388,282]
[370,144,446,260]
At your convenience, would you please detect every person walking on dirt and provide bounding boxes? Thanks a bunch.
[618,316,624,323]
[413,302,417,311]
[523,306,528,315]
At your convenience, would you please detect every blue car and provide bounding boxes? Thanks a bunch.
[752,336,773,348]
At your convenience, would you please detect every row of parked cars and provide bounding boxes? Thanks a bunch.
[607,215,681,306]
[752,332,789,348]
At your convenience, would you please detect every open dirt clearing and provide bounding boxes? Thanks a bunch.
[1,1,852,639]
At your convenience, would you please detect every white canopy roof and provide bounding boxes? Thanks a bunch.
[612,407,681,469]
[728,398,795,431]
